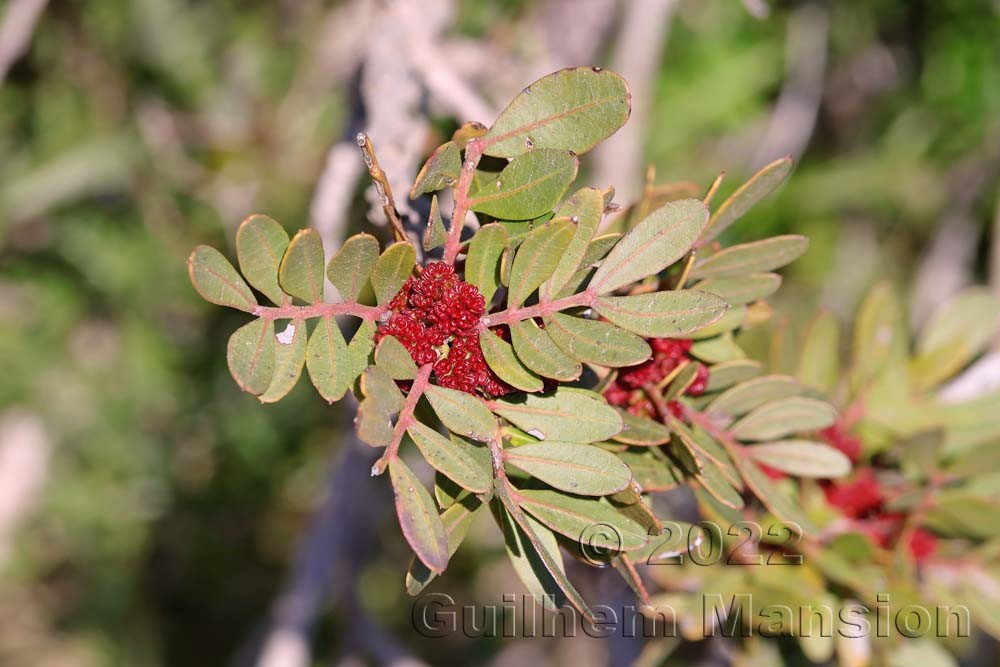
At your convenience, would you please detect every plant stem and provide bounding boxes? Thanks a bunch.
[443,137,485,265]
[371,364,433,475]
[253,301,386,322]
[356,132,408,244]
[482,290,595,327]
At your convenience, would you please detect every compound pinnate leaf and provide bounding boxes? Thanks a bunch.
[730,397,837,441]
[305,315,350,403]
[465,223,507,303]
[407,422,492,493]
[691,235,808,280]
[227,318,276,395]
[188,245,257,312]
[748,441,851,478]
[703,156,793,242]
[479,327,543,392]
[503,442,631,496]
[516,489,648,551]
[490,388,623,442]
[390,459,450,574]
[482,67,630,158]
[611,409,674,446]
[694,273,782,306]
[410,141,461,199]
[469,149,578,220]
[706,375,802,421]
[374,335,417,380]
[259,321,306,403]
[545,313,651,367]
[326,233,379,302]
[594,290,727,338]
[509,319,581,381]
[406,496,482,595]
[236,214,289,305]
[589,198,709,294]
[424,385,496,441]
[507,218,575,305]
[371,242,416,306]
[541,187,604,299]
[279,229,325,303]
[423,195,447,252]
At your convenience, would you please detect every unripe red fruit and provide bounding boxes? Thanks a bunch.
[603,337,705,420]
[377,263,512,397]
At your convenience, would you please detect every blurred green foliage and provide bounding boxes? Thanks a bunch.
[1,1,998,665]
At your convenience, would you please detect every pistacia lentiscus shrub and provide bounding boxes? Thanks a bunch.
[189,68,1000,665]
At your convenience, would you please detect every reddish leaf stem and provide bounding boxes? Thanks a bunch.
[443,138,485,266]
[481,290,595,327]
[372,363,434,476]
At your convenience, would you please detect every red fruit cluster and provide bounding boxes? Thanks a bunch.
[603,338,707,418]
[824,468,938,563]
[376,263,511,397]
[820,422,862,463]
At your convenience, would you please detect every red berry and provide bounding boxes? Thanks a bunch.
[907,528,938,563]
[821,423,862,463]
[823,468,884,518]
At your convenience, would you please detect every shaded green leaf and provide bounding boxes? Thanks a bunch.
[612,409,674,446]
[617,448,684,492]
[305,315,350,403]
[236,214,289,305]
[703,156,793,241]
[504,442,632,495]
[375,335,417,380]
[407,422,492,493]
[507,218,575,305]
[495,502,568,611]
[748,441,851,478]
[590,198,709,293]
[545,313,651,367]
[370,242,416,306]
[390,459,450,574]
[279,228,325,303]
[259,321,306,403]
[326,233,379,302]
[730,397,837,441]
[594,290,727,338]
[490,388,623,442]
[482,67,630,158]
[406,496,483,595]
[691,235,808,279]
[423,195,447,252]
[424,385,496,441]
[509,319,582,381]
[188,245,257,312]
[410,141,460,198]
[227,318,276,394]
[465,223,507,303]
[479,327,543,392]
[516,489,648,551]
[469,148,578,220]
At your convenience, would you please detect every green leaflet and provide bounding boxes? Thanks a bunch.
[305,315,351,403]
[469,148,578,220]
[730,397,838,441]
[796,310,841,393]
[490,388,623,442]
[410,141,461,198]
[545,313,651,367]
[507,218,575,305]
[594,290,728,338]
[694,272,781,306]
[423,385,496,441]
[481,67,631,158]
[390,459,450,574]
[279,228,325,303]
[235,214,289,305]
[734,454,817,533]
[509,319,581,381]
[259,321,306,403]
[612,409,674,446]
[515,489,648,551]
[589,198,709,294]
[374,335,417,380]
[326,233,379,302]
[423,195,447,252]
[227,318,276,394]
[704,359,763,392]
[406,495,483,595]
[540,187,604,299]
[503,442,632,496]
[465,223,507,303]
[479,327,543,392]
[691,235,808,279]
[702,156,793,242]
[407,422,492,493]
[370,242,416,306]
[188,245,257,312]
[747,441,851,478]
[494,501,568,612]
[706,375,802,421]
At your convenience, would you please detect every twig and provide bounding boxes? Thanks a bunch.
[0,0,48,84]
[356,132,408,243]
[371,364,433,476]
[442,137,485,265]
[253,301,385,322]
[481,290,594,327]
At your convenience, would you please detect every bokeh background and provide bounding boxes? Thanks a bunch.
[1,0,999,665]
